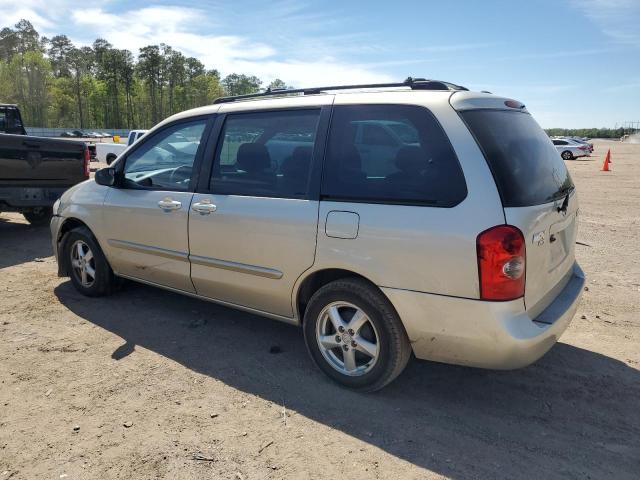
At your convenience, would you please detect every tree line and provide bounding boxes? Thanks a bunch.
[0,20,288,129]
[544,128,629,139]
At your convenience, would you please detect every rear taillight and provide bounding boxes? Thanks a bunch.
[578,146,588,151]
[477,225,526,301]
[83,146,90,178]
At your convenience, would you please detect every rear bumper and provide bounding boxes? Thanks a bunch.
[0,187,68,209]
[383,262,585,369]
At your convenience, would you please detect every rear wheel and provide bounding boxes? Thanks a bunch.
[22,207,52,226]
[63,227,115,296]
[561,150,573,160]
[303,278,411,392]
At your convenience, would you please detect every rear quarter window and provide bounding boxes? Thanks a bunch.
[461,110,574,207]
[322,104,467,206]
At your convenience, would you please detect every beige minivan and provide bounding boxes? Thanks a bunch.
[51,79,585,391]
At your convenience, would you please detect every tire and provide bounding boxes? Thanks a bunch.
[303,278,411,392]
[106,153,117,165]
[561,150,573,160]
[22,207,52,226]
[62,226,115,297]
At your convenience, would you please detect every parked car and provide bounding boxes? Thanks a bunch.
[95,129,147,165]
[61,131,79,138]
[567,137,594,152]
[50,79,584,391]
[0,104,90,225]
[552,138,591,160]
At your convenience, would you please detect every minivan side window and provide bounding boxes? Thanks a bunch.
[322,105,467,206]
[210,109,321,198]
[122,119,207,191]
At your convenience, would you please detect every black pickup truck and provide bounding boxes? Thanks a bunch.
[0,104,89,225]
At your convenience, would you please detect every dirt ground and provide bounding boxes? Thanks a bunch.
[1,141,638,479]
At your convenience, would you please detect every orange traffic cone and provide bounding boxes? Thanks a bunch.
[601,149,611,171]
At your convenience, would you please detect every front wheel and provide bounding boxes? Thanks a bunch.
[63,227,115,296]
[303,278,411,392]
[561,150,573,160]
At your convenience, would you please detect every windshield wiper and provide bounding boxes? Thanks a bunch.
[556,186,574,213]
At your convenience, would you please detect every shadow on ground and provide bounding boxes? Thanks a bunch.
[0,214,51,268]
[54,280,640,479]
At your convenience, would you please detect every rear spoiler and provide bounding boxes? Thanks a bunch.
[449,91,529,114]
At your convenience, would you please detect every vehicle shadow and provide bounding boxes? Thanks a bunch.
[54,281,640,479]
[0,215,52,268]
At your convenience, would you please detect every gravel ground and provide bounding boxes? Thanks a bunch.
[0,140,638,479]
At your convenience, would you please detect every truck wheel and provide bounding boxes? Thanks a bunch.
[63,227,115,297]
[23,207,52,226]
[303,278,412,392]
[106,153,117,165]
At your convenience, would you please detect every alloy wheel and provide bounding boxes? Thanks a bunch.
[70,240,96,288]
[315,301,380,376]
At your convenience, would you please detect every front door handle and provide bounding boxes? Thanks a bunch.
[158,197,182,211]
[192,200,217,215]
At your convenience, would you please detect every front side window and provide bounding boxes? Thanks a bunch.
[122,120,207,191]
[322,105,467,206]
[210,109,321,198]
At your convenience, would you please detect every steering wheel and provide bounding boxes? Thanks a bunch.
[169,165,193,185]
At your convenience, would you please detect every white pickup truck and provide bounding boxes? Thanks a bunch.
[95,130,147,165]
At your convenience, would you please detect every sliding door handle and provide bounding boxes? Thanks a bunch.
[158,197,182,211]
[192,200,217,215]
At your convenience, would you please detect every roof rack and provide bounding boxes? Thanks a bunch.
[213,77,468,104]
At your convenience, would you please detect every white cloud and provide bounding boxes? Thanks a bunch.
[1,1,389,86]
[571,0,640,47]
[0,0,497,87]
[69,5,388,85]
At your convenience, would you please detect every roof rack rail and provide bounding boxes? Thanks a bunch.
[213,77,468,104]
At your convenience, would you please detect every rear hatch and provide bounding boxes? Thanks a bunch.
[454,96,578,317]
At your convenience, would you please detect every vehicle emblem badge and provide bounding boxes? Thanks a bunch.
[533,231,545,246]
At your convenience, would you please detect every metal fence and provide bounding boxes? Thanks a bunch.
[25,127,130,138]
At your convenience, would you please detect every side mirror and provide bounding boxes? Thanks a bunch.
[95,167,116,186]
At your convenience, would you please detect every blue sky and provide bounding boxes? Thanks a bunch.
[2,0,639,128]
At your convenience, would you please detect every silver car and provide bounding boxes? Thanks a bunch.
[552,138,591,160]
[51,79,585,391]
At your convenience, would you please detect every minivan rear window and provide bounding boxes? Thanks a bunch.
[461,110,574,207]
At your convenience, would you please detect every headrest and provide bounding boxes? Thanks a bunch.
[282,146,313,176]
[395,146,428,173]
[237,143,271,172]
[292,145,313,162]
[340,145,362,171]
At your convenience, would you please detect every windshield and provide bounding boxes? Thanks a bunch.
[461,109,574,207]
